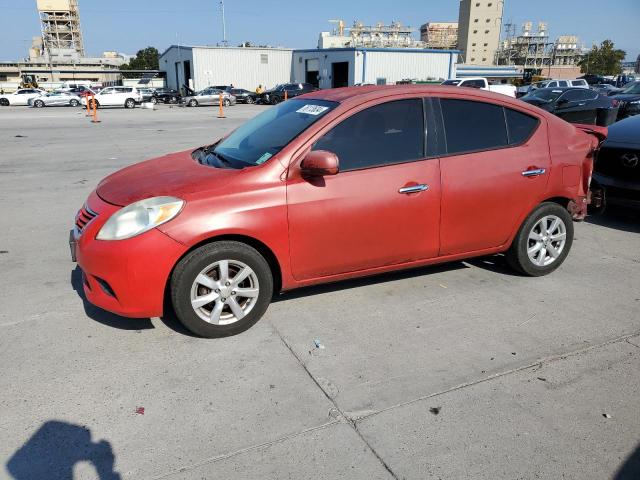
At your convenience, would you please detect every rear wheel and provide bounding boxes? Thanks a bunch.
[223,98,230,107]
[69,99,79,107]
[506,202,574,276]
[171,241,274,338]
[245,96,255,104]
[124,98,136,109]
[150,97,158,104]
[89,99,99,109]
[188,99,198,107]
[34,99,45,108]
[0,98,9,106]
[269,95,280,105]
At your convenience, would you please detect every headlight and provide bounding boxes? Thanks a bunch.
[96,196,184,240]
[629,100,640,105]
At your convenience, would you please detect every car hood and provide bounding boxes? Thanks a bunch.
[96,149,240,206]
[603,115,640,147]
[611,93,640,101]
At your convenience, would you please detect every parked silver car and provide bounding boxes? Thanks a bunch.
[28,91,82,108]
[183,88,236,107]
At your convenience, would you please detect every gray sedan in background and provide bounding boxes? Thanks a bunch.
[183,88,236,107]
[28,91,82,108]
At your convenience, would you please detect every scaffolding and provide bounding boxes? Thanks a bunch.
[496,21,582,67]
[420,23,458,50]
[328,20,426,49]
[37,0,85,60]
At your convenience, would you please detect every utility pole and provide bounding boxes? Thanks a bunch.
[220,1,228,47]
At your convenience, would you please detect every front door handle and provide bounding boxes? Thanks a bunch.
[522,168,546,177]
[399,184,429,194]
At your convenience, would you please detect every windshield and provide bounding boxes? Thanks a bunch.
[198,99,337,169]
[523,89,563,102]
[620,81,640,94]
[442,79,462,86]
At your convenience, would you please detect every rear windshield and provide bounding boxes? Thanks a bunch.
[199,99,337,169]
[442,79,462,86]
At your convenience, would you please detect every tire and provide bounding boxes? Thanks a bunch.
[188,99,198,107]
[171,96,178,103]
[506,202,574,277]
[245,96,255,104]
[223,99,230,107]
[150,97,158,104]
[270,95,280,105]
[171,241,274,338]
[0,98,9,106]
[34,100,45,108]
[69,99,79,107]
[89,99,99,109]
[124,98,136,109]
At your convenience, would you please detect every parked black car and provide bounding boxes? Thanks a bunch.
[520,87,618,126]
[591,84,622,96]
[230,88,257,104]
[590,115,640,211]
[610,81,640,119]
[153,88,181,104]
[259,83,317,105]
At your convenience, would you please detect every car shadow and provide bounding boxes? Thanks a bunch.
[6,420,121,479]
[586,208,640,233]
[272,260,473,303]
[614,443,640,480]
[70,267,154,331]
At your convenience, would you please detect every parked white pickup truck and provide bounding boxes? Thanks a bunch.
[441,77,517,98]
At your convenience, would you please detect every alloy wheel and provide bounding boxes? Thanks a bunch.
[190,260,260,325]
[527,215,567,267]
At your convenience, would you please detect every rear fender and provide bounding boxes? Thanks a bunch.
[573,124,609,215]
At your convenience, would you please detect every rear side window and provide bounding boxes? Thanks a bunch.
[440,99,507,154]
[461,79,485,88]
[313,99,424,171]
[560,89,596,102]
[505,108,539,145]
[571,80,586,87]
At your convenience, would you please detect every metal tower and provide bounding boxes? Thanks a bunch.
[37,0,85,59]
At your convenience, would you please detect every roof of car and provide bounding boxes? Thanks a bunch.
[300,84,525,106]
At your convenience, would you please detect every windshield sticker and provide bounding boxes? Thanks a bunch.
[296,105,329,115]
[256,152,273,165]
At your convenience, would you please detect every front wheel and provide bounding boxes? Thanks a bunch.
[124,98,136,109]
[223,99,230,107]
[171,241,274,337]
[69,99,79,107]
[269,95,280,105]
[506,202,574,276]
[0,98,9,106]
[34,100,45,108]
[188,99,198,107]
[245,96,255,104]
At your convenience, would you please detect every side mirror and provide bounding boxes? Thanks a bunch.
[300,150,339,177]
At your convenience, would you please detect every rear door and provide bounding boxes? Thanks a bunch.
[287,98,441,280]
[435,97,549,255]
[555,89,599,123]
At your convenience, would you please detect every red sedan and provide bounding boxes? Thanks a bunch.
[71,85,606,337]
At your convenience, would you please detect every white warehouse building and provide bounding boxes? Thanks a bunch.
[292,48,457,88]
[159,45,294,91]
[159,45,457,91]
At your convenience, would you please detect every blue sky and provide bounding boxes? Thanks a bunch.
[0,0,638,61]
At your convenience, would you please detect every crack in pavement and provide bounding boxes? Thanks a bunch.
[154,328,640,479]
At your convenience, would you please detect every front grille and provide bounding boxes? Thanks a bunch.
[595,147,640,181]
[75,205,98,233]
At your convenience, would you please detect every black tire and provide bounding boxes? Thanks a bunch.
[150,97,158,104]
[245,96,255,104]
[69,99,79,107]
[0,98,9,106]
[171,241,274,338]
[270,95,280,105]
[223,98,230,107]
[188,99,198,107]
[171,96,178,103]
[34,100,45,108]
[124,98,136,109]
[506,202,574,277]
[89,99,99,109]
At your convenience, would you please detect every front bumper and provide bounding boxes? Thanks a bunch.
[71,191,187,318]
[592,173,640,209]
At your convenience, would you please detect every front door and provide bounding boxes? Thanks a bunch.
[436,97,550,255]
[287,98,441,280]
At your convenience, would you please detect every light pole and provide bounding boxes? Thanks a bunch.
[220,1,228,47]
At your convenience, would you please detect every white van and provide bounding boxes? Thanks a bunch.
[59,81,93,91]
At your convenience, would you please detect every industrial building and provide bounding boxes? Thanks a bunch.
[159,45,457,92]
[420,22,459,50]
[318,20,427,49]
[159,46,294,91]
[457,0,504,65]
[36,0,85,61]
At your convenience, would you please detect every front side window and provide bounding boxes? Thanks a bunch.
[440,99,507,154]
[559,89,595,102]
[312,99,424,171]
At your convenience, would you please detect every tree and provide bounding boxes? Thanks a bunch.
[121,47,160,77]
[578,40,626,75]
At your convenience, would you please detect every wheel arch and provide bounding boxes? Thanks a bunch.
[505,196,573,250]
[164,233,283,308]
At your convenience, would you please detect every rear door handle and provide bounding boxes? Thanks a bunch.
[521,168,546,177]
[399,184,429,194]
